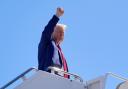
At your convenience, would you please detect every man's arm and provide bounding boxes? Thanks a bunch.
[40,7,64,44]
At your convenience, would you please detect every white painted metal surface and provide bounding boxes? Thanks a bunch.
[15,71,106,89]
[116,82,128,89]
[1,67,128,89]
[14,70,107,89]
[86,75,106,89]
[14,70,85,89]
[2,67,127,89]
[0,67,107,89]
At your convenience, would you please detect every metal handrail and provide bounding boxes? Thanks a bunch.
[106,72,128,89]
[0,67,84,89]
[2,67,127,89]
[0,67,38,89]
[106,72,128,81]
[48,66,83,83]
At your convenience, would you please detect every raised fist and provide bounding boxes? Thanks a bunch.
[56,7,64,17]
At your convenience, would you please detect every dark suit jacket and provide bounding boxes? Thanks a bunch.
[38,15,61,71]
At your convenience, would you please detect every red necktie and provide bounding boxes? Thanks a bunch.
[57,45,69,78]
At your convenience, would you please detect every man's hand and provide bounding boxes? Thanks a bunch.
[56,7,64,17]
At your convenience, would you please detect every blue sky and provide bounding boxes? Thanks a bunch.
[0,0,128,89]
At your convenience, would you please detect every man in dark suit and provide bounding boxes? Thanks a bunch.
[38,7,69,78]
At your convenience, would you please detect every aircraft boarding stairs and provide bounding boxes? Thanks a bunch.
[1,67,128,89]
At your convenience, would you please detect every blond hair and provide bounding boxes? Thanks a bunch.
[56,23,67,30]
